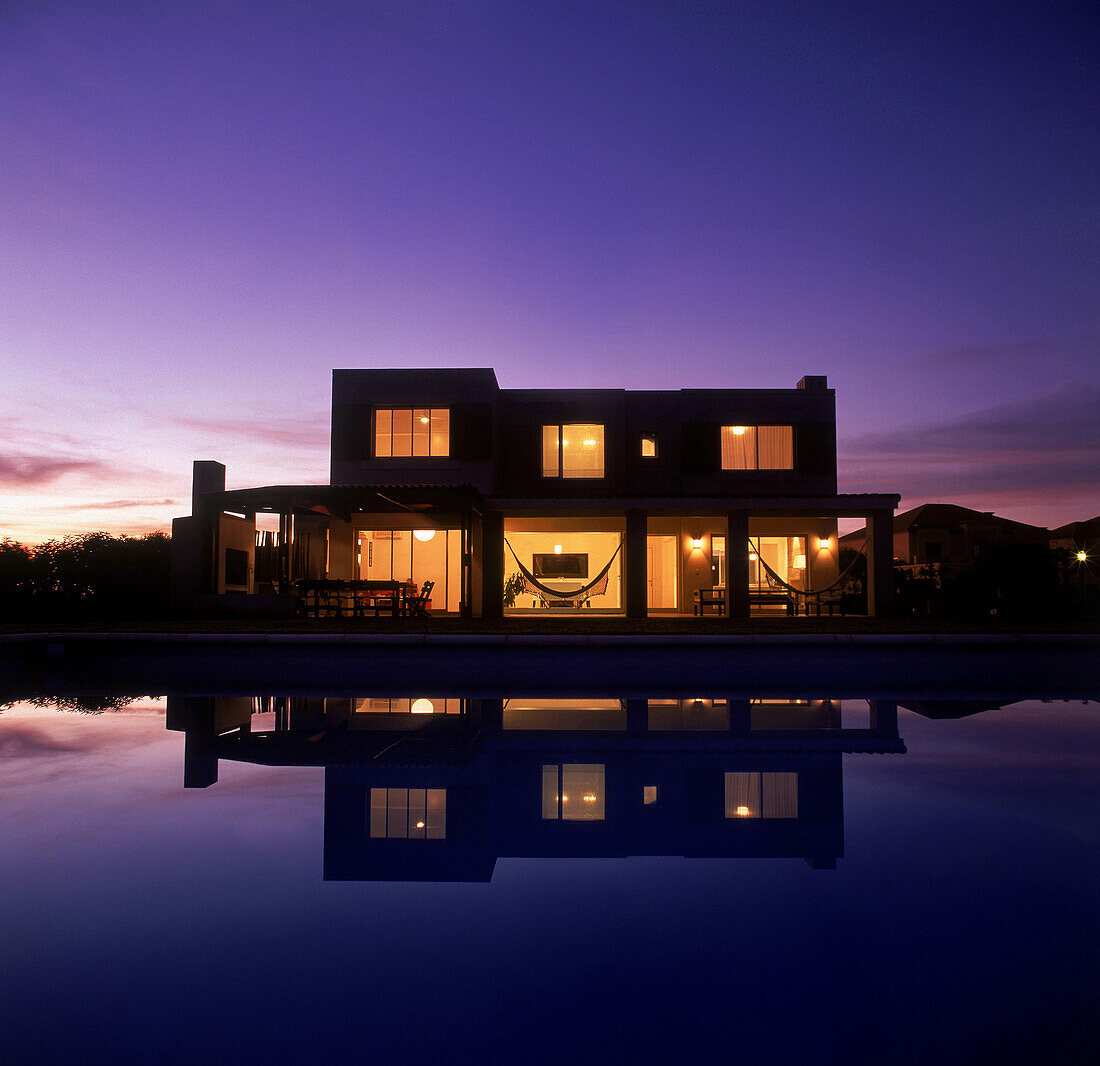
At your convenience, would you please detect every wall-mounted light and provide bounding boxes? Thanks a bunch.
[691,535,704,550]
[411,698,435,714]
[818,536,832,551]
[413,528,436,542]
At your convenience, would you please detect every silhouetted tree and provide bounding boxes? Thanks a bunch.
[0,532,171,621]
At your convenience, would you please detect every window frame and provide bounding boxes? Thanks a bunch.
[373,407,450,458]
[720,424,794,471]
[541,422,606,479]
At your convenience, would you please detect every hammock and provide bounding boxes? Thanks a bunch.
[505,538,624,603]
[749,538,866,600]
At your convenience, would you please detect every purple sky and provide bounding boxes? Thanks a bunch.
[2,0,1097,541]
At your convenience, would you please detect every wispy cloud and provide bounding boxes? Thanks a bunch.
[44,497,179,511]
[173,415,330,449]
[840,382,1100,517]
[910,332,1100,371]
[843,382,1100,458]
[0,455,102,487]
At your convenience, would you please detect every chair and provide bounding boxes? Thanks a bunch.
[405,580,435,617]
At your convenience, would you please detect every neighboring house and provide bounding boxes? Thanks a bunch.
[1049,517,1100,558]
[840,503,1049,570]
[172,368,899,618]
[1051,516,1100,589]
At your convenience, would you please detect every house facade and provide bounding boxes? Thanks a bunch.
[172,368,900,618]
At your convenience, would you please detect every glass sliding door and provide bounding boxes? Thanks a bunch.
[356,528,462,612]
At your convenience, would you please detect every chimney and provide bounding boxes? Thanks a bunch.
[192,460,226,516]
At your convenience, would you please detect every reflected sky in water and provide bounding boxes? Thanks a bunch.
[1,694,1096,1063]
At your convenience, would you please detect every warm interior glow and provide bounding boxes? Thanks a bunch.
[1077,550,1088,562]
[749,551,757,561]
[583,438,596,446]
[793,554,806,569]
[735,805,752,817]
[554,544,562,554]
[419,416,430,423]
[411,698,435,714]
[732,426,746,435]
[413,528,436,542]
[819,536,832,550]
[415,821,425,829]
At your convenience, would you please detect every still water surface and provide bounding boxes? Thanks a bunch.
[2,687,1097,1064]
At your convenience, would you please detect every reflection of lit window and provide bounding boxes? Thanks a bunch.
[354,698,461,715]
[375,408,450,457]
[720,425,793,469]
[542,424,604,478]
[542,764,605,820]
[723,772,798,819]
[370,788,446,838]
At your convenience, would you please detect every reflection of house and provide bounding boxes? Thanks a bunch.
[841,503,1049,570]
[173,369,900,617]
[167,693,906,880]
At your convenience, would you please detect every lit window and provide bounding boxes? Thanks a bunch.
[643,785,658,805]
[374,408,449,457]
[542,423,604,478]
[720,425,793,470]
[369,788,446,838]
[641,436,657,458]
[723,772,798,819]
[542,763,605,820]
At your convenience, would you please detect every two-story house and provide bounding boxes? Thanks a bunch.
[171,368,900,618]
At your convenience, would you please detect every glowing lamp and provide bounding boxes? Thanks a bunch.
[732,426,746,436]
[819,536,832,551]
[583,438,596,447]
[794,554,806,570]
[583,793,598,803]
[735,805,752,817]
[413,528,436,542]
[415,821,425,829]
[554,544,562,554]
[749,552,757,561]
[419,416,430,424]
[1077,550,1088,562]
[411,698,435,714]
[691,537,704,550]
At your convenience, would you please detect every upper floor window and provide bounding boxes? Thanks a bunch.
[375,408,449,457]
[720,425,793,470]
[542,423,604,478]
[640,436,657,458]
